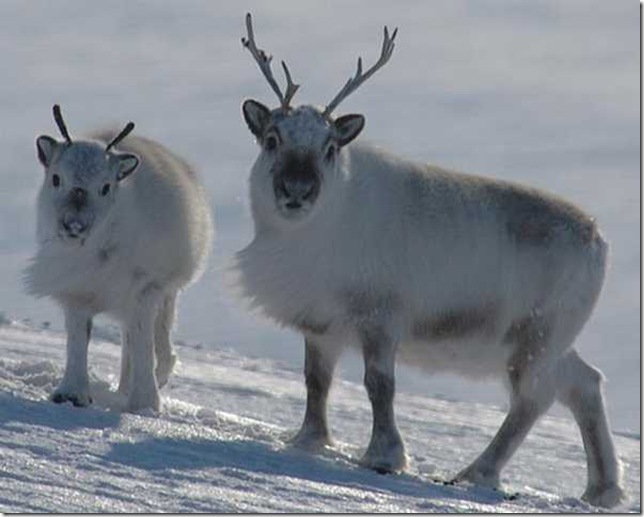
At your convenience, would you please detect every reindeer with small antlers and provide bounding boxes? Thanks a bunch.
[235,14,624,507]
[25,105,213,412]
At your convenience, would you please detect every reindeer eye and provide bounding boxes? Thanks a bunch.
[325,144,336,162]
[101,183,111,196]
[264,134,278,151]
[52,174,60,188]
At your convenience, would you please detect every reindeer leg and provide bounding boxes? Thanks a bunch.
[123,284,162,412]
[454,334,556,487]
[290,337,340,450]
[453,391,552,488]
[117,331,130,396]
[360,326,407,473]
[556,350,624,508]
[453,311,561,487]
[154,292,178,388]
[52,306,94,407]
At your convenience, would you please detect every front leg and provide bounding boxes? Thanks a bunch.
[290,337,340,451]
[122,285,163,412]
[360,326,407,473]
[52,306,94,407]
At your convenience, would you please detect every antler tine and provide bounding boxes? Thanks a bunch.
[52,104,72,144]
[281,60,300,108]
[105,122,135,153]
[322,25,398,118]
[242,13,300,111]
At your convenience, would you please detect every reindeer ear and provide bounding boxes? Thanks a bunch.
[242,99,271,138]
[110,152,140,181]
[36,135,59,167]
[334,114,365,146]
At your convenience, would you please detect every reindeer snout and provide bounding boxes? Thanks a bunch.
[275,176,318,209]
[69,187,88,210]
[273,152,321,214]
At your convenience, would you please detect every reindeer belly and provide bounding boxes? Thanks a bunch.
[396,302,509,377]
[41,249,172,319]
[399,332,512,379]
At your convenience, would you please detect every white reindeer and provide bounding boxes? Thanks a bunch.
[25,105,213,412]
[235,14,624,507]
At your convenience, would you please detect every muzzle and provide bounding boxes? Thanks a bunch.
[273,152,321,216]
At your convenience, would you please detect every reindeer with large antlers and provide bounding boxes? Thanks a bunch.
[235,14,624,507]
[25,105,213,412]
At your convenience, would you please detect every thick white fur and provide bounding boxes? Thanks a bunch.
[236,107,624,507]
[25,131,213,412]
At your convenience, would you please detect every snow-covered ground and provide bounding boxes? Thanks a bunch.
[0,317,640,513]
[0,0,639,512]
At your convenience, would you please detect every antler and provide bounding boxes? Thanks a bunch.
[105,122,135,152]
[242,12,299,111]
[52,104,72,144]
[322,26,398,118]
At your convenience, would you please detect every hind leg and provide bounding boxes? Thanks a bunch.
[154,292,178,388]
[118,294,171,397]
[117,334,131,396]
[454,370,556,487]
[454,315,556,487]
[556,350,624,508]
[122,285,163,412]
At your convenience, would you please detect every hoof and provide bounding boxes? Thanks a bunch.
[359,454,407,474]
[371,464,398,475]
[125,391,160,414]
[155,354,177,389]
[51,391,92,407]
[288,427,333,452]
[582,483,626,508]
[360,436,407,474]
[452,464,500,489]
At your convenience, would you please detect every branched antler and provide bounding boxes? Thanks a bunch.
[242,12,299,111]
[105,122,135,152]
[53,104,72,144]
[322,26,398,118]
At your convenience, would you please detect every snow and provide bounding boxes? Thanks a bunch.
[0,318,640,513]
[0,0,639,513]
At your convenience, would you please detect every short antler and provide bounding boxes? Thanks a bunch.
[52,104,72,144]
[322,26,398,118]
[242,12,299,111]
[105,122,135,152]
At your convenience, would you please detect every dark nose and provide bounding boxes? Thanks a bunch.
[69,187,88,210]
[276,176,317,202]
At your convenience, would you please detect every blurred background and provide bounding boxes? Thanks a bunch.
[0,0,638,433]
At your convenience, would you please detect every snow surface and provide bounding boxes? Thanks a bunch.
[0,0,640,513]
[0,317,640,513]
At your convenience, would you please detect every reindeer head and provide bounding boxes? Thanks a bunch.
[35,105,139,244]
[241,13,397,225]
